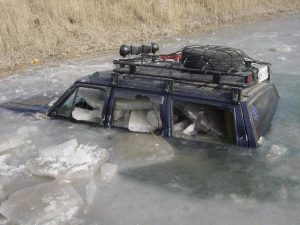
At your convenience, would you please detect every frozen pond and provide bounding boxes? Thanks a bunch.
[0,13,300,225]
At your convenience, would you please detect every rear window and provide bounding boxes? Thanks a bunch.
[248,86,278,138]
[172,100,235,144]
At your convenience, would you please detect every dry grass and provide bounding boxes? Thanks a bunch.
[0,0,299,74]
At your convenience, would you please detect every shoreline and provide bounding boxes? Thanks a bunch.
[0,9,299,79]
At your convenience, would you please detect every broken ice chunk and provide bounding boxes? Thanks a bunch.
[267,145,288,162]
[181,104,203,122]
[0,181,83,225]
[114,110,124,121]
[128,110,154,133]
[39,139,78,159]
[0,126,37,153]
[29,139,109,179]
[173,120,190,132]
[195,111,211,134]
[0,184,5,202]
[183,123,196,135]
[146,110,162,129]
[100,163,118,183]
[85,179,97,205]
[72,107,101,122]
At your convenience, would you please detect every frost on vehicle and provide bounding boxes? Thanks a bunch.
[113,90,163,133]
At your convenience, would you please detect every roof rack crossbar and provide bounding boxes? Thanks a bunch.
[113,59,251,78]
[116,70,249,88]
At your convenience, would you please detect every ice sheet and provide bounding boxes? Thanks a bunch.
[29,139,109,178]
[0,180,83,225]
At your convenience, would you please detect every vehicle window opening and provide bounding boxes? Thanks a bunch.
[56,92,76,117]
[248,87,278,138]
[172,101,235,144]
[70,87,109,123]
[113,90,164,134]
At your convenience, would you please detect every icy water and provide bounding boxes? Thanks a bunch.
[0,14,300,225]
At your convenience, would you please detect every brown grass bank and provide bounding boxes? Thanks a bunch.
[0,0,300,75]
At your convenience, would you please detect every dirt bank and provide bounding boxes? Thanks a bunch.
[0,0,300,77]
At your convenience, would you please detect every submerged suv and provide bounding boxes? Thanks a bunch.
[45,44,279,147]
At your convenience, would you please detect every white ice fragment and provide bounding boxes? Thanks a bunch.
[85,179,97,205]
[72,107,101,122]
[128,111,154,133]
[0,154,10,164]
[39,139,78,159]
[0,181,83,225]
[267,144,288,162]
[0,214,9,225]
[0,126,37,153]
[100,163,118,183]
[114,110,124,121]
[48,97,58,107]
[30,139,109,178]
[173,120,190,132]
[278,56,287,61]
[16,126,38,136]
[0,137,24,153]
[146,110,162,129]
[270,46,292,53]
[258,136,266,146]
[0,184,5,201]
[183,123,195,135]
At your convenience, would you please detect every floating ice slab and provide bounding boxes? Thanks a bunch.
[29,139,109,178]
[0,126,37,153]
[0,181,83,225]
[100,163,118,183]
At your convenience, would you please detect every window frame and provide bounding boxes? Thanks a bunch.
[169,95,238,145]
[53,84,112,127]
[107,87,167,134]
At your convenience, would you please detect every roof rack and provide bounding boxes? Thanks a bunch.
[94,44,270,103]
[112,45,270,90]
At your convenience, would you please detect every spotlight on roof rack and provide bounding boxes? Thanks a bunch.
[119,43,159,57]
[151,42,159,54]
[119,44,131,57]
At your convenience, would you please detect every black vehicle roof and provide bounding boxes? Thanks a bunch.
[75,68,272,106]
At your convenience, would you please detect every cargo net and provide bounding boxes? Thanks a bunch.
[182,45,254,72]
